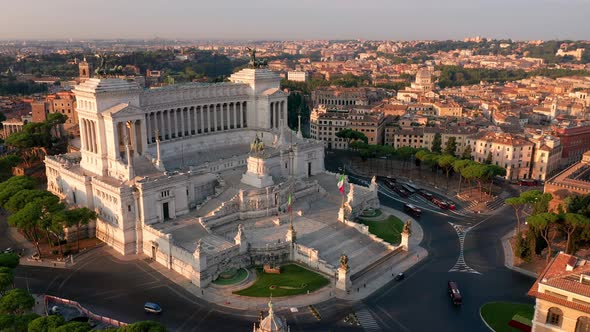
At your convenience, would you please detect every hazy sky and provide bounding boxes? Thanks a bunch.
[1,0,589,40]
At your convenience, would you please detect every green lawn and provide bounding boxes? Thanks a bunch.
[212,268,248,285]
[233,264,330,297]
[481,302,534,332]
[357,215,404,245]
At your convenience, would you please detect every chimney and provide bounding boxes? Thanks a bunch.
[567,256,577,271]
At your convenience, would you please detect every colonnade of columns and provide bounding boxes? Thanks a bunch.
[81,118,98,153]
[2,123,24,138]
[114,120,143,159]
[144,101,248,144]
[317,98,355,106]
[269,101,286,129]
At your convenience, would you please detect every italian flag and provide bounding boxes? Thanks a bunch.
[287,193,292,212]
[337,174,345,195]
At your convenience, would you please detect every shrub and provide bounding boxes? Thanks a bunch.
[0,253,19,268]
[515,232,532,262]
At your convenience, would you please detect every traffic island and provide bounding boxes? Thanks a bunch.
[480,302,534,332]
[233,264,330,297]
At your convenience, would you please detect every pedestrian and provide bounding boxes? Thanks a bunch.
[201,289,204,295]
[363,283,366,288]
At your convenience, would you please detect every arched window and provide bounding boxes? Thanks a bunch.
[546,307,563,326]
[576,316,590,332]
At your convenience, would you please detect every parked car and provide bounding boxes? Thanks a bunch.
[144,302,162,314]
[448,281,462,305]
[519,179,537,186]
[3,248,14,254]
[394,272,405,281]
[404,204,422,218]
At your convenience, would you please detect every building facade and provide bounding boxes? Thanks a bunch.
[311,87,387,109]
[466,131,534,180]
[554,125,590,168]
[44,68,336,288]
[544,151,590,212]
[528,252,590,332]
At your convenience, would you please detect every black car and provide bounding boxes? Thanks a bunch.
[394,272,405,281]
[404,204,422,217]
[393,185,410,198]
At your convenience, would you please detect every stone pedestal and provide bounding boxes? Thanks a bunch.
[286,226,296,243]
[336,267,351,292]
[241,155,274,188]
[400,231,410,251]
[338,207,345,222]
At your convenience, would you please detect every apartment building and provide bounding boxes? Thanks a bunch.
[529,134,563,181]
[554,125,590,168]
[466,131,534,180]
[287,71,309,82]
[310,105,386,149]
[385,126,477,156]
[528,252,590,332]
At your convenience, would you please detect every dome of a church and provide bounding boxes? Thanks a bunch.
[256,300,286,332]
[416,68,431,80]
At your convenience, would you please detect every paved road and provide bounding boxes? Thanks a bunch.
[2,154,536,331]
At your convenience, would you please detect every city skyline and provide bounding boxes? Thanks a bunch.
[1,0,589,41]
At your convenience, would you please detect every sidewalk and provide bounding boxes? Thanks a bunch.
[146,206,427,310]
[501,230,538,278]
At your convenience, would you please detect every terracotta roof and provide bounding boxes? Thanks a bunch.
[528,253,590,314]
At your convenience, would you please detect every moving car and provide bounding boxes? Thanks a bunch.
[418,190,433,201]
[393,185,409,198]
[3,248,14,254]
[394,272,405,281]
[432,198,450,210]
[448,281,462,305]
[404,204,422,218]
[144,302,163,314]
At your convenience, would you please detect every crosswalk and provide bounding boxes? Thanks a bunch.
[448,223,481,274]
[486,192,511,211]
[356,308,381,332]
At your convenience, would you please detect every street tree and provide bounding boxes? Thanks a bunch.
[561,213,590,254]
[0,254,19,269]
[444,137,458,156]
[0,288,34,315]
[484,164,506,194]
[431,133,442,154]
[453,159,474,193]
[484,151,493,164]
[505,197,526,234]
[0,267,14,295]
[521,190,553,216]
[0,176,36,208]
[527,212,560,263]
[461,163,487,199]
[438,155,457,189]
[118,320,167,332]
[53,321,92,332]
[396,146,416,170]
[336,129,368,146]
[62,208,98,252]
[461,145,473,160]
[28,315,65,332]
[7,202,45,257]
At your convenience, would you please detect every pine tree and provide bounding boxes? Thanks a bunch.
[431,133,442,153]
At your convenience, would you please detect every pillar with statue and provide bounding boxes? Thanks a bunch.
[336,253,352,292]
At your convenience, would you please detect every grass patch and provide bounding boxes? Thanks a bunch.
[357,215,404,245]
[481,302,534,332]
[233,264,329,297]
[213,268,248,285]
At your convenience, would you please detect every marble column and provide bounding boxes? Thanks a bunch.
[211,104,216,132]
[167,110,172,140]
[270,102,274,129]
[145,114,151,144]
[200,106,205,133]
[180,108,185,137]
[229,103,235,129]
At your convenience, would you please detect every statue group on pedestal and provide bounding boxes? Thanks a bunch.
[246,47,268,69]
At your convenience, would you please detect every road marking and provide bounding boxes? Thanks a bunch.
[356,308,381,332]
[372,306,411,332]
[448,223,481,275]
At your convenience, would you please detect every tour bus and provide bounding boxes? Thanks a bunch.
[401,184,416,195]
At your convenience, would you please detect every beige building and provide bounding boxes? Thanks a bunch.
[466,131,534,180]
[287,71,309,82]
[429,101,463,117]
[386,126,477,156]
[528,252,590,332]
[529,134,563,181]
[310,105,386,149]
